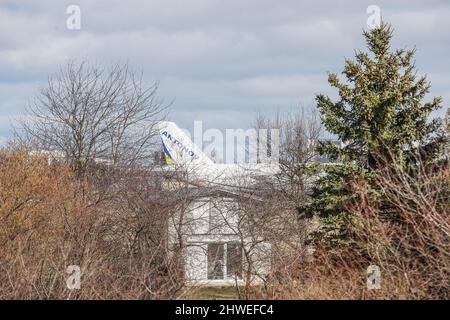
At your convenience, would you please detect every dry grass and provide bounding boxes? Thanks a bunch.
[178,286,240,300]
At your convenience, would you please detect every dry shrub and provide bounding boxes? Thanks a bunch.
[0,147,183,299]
[350,155,449,299]
[260,154,449,300]
[1,144,446,300]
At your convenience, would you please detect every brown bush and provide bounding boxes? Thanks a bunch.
[259,154,449,300]
[0,147,183,299]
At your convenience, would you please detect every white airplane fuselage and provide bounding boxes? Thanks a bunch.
[158,121,279,185]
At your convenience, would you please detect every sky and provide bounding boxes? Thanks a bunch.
[0,0,449,144]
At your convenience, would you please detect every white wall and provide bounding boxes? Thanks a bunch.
[169,196,271,285]
[185,243,207,281]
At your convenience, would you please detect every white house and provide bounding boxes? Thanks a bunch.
[167,186,272,286]
[158,121,275,286]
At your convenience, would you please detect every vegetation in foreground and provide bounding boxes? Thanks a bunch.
[0,23,448,299]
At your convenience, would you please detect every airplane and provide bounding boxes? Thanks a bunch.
[158,121,279,186]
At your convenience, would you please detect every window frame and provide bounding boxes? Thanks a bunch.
[207,242,243,280]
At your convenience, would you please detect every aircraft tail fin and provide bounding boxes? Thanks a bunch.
[158,121,213,165]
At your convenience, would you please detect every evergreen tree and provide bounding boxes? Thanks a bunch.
[307,23,444,249]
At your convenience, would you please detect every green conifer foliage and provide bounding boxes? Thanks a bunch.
[308,23,443,248]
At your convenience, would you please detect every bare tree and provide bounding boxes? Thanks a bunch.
[21,61,166,178]
[253,110,322,215]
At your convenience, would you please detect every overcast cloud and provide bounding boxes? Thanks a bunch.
[0,0,449,142]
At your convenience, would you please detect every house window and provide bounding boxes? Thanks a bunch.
[226,243,243,278]
[207,242,242,280]
[207,243,224,279]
